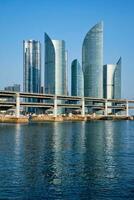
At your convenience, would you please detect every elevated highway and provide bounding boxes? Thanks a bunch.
[0,90,132,117]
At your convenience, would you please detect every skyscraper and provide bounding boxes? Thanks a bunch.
[4,84,20,92]
[71,59,84,96]
[23,40,41,113]
[103,58,121,99]
[23,40,41,94]
[82,22,103,98]
[44,33,67,96]
[113,58,121,99]
[103,58,121,114]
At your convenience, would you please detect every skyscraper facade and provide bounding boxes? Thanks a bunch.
[71,59,84,96]
[103,58,121,99]
[4,84,20,92]
[113,58,121,99]
[82,22,103,98]
[103,64,116,99]
[44,33,67,96]
[23,40,41,94]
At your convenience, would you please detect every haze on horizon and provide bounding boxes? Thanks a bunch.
[0,0,134,99]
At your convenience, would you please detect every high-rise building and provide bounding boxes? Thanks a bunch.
[113,58,121,99]
[44,33,67,95]
[23,40,41,113]
[4,84,20,92]
[82,22,103,98]
[103,58,121,99]
[71,59,84,96]
[23,40,41,94]
[41,86,44,94]
[4,84,21,103]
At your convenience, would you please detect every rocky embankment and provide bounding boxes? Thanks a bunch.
[0,114,133,123]
[31,114,133,122]
[0,115,29,123]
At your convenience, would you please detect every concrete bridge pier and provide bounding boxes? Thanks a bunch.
[15,93,20,118]
[126,100,129,116]
[104,100,108,116]
[54,96,57,117]
[81,97,85,116]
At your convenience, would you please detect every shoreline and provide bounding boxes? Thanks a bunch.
[0,114,133,123]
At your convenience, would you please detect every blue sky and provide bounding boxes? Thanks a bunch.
[0,0,134,98]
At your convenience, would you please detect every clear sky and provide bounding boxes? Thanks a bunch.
[0,0,134,98]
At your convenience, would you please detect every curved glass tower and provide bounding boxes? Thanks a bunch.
[45,34,55,94]
[71,59,84,96]
[113,57,121,99]
[23,40,41,93]
[44,33,67,96]
[82,22,103,98]
[103,64,117,99]
[114,58,122,99]
[103,58,121,114]
[103,58,121,99]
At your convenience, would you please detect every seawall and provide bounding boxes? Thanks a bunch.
[0,114,133,123]
[0,115,29,123]
[31,114,133,122]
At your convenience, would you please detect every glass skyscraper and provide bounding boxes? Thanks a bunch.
[44,33,67,96]
[103,58,121,99]
[23,40,41,113]
[23,40,41,94]
[71,59,84,97]
[82,22,103,98]
[4,84,20,92]
[113,58,121,99]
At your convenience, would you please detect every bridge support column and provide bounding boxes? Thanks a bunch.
[16,93,20,118]
[104,100,108,116]
[126,100,129,116]
[81,97,85,116]
[54,96,57,117]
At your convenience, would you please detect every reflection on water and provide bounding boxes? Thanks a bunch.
[103,122,117,179]
[0,121,134,199]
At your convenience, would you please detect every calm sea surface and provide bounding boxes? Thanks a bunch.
[0,121,134,200]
